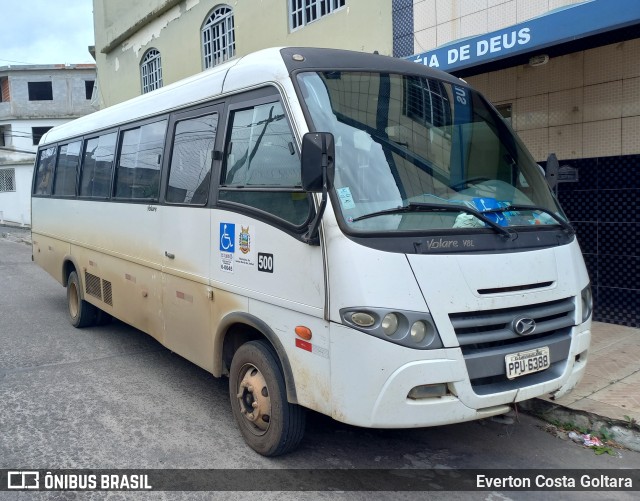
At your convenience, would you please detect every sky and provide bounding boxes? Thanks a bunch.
[0,0,95,66]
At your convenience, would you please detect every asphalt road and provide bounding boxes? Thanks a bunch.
[1,236,639,500]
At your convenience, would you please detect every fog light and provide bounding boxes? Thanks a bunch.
[351,312,375,327]
[407,383,448,400]
[381,313,399,336]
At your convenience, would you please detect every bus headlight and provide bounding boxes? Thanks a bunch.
[410,321,427,343]
[340,307,443,350]
[581,284,593,323]
[382,313,399,336]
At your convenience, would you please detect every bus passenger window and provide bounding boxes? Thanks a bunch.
[166,113,218,205]
[53,141,81,196]
[219,101,309,226]
[79,132,116,198]
[33,146,56,195]
[114,120,167,200]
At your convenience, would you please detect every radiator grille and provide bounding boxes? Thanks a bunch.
[85,272,102,300]
[449,297,576,394]
[450,297,575,349]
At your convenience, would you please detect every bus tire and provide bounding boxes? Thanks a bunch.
[229,340,306,456]
[67,270,96,328]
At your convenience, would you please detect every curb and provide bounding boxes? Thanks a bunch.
[521,399,640,453]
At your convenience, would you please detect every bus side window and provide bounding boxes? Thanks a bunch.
[33,146,57,196]
[53,141,82,197]
[114,120,167,200]
[79,132,117,198]
[219,101,309,226]
[166,113,218,205]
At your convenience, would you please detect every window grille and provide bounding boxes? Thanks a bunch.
[141,49,163,94]
[404,77,453,129]
[290,0,345,30]
[0,168,16,192]
[202,6,235,69]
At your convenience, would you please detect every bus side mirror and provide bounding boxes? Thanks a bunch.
[545,153,559,193]
[301,132,335,245]
[301,132,335,192]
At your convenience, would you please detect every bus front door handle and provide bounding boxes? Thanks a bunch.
[165,251,175,259]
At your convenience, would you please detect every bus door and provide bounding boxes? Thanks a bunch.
[160,105,222,372]
[213,94,327,355]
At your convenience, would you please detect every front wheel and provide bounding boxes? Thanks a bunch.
[229,340,306,456]
[67,270,97,328]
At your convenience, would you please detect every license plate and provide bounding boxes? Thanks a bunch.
[505,347,550,379]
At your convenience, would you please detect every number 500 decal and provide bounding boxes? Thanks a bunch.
[258,253,274,273]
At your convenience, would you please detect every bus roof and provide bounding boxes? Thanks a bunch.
[39,47,463,146]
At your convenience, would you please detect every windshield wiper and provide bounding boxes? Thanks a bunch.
[481,204,575,234]
[351,202,514,238]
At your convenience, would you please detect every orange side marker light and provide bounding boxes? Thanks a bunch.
[295,326,312,341]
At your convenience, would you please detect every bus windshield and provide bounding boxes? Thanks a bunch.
[297,71,566,233]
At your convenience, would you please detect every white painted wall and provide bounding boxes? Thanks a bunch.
[5,119,69,151]
[0,163,33,226]
[0,118,73,226]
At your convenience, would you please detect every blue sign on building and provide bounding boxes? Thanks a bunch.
[408,0,640,73]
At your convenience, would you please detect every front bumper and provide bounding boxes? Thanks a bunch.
[328,322,591,428]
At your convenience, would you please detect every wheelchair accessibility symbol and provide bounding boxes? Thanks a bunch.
[220,223,235,252]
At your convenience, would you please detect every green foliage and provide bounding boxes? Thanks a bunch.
[623,415,638,429]
[595,426,614,442]
[592,445,616,456]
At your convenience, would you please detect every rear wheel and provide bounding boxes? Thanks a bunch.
[229,340,305,456]
[67,270,97,328]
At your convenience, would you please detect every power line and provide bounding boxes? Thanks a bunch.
[0,146,36,154]
[0,57,40,65]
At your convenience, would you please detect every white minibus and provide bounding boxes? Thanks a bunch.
[31,47,592,456]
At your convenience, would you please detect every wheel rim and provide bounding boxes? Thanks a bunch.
[69,281,79,319]
[235,363,271,435]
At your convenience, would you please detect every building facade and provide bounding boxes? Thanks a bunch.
[92,0,394,107]
[408,0,640,327]
[0,65,97,225]
[90,0,638,326]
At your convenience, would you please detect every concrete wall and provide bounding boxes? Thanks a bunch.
[1,67,97,119]
[0,66,98,226]
[93,0,392,107]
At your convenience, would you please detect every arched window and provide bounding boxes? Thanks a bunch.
[202,5,235,69]
[140,49,163,94]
